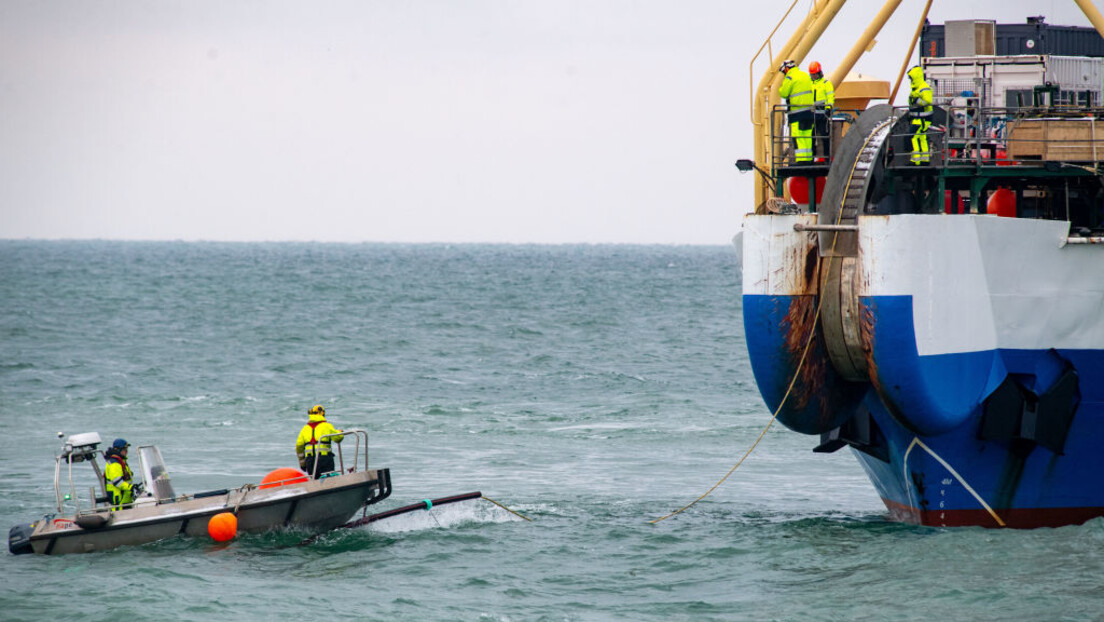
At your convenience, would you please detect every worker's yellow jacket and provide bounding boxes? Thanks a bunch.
[812,77,835,110]
[105,456,133,510]
[296,413,344,460]
[779,67,815,113]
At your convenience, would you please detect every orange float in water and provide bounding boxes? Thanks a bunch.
[987,187,1016,217]
[208,512,237,542]
[786,175,825,206]
[259,467,309,489]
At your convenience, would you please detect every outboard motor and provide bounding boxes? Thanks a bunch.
[9,521,35,555]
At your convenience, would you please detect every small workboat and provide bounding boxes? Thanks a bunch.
[8,431,391,555]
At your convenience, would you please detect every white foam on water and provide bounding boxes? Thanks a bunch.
[363,498,523,534]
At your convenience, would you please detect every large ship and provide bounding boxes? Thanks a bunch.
[739,1,1104,527]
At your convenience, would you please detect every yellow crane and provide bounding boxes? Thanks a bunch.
[749,0,1104,210]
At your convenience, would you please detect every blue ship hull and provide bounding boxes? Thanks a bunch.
[745,292,1104,527]
[740,214,1104,528]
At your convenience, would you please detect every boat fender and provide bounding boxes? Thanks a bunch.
[75,514,111,530]
[422,499,433,511]
[8,522,35,555]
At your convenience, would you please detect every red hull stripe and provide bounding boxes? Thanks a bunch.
[882,498,1104,529]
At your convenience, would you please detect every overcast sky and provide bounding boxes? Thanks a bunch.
[1,0,1096,244]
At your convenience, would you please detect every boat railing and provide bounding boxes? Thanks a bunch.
[50,429,377,515]
[320,428,370,478]
[54,438,110,516]
[883,105,1104,169]
[769,105,863,172]
[770,102,1104,172]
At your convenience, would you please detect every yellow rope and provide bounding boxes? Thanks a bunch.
[903,438,1005,526]
[648,309,818,524]
[650,120,892,524]
[482,496,533,521]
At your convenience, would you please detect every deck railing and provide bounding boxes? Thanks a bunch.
[883,105,1104,169]
[771,104,1104,172]
[769,105,864,171]
[317,428,370,478]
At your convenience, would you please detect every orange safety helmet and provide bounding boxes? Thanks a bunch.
[808,61,822,75]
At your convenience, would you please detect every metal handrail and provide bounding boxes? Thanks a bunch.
[882,105,1104,169]
[749,0,801,128]
[769,105,863,172]
[314,429,370,478]
[768,103,1104,172]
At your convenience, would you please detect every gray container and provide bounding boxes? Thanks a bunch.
[945,20,995,56]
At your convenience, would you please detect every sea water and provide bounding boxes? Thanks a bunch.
[1,241,1102,621]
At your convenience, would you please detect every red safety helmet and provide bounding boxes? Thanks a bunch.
[808,61,822,75]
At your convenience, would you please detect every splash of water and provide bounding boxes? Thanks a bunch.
[364,498,524,534]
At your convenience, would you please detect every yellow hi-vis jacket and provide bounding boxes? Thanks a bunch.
[104,456,133,510]
[296,414,344,462]
[812,77,835,111]
[779,67,815,113]
[908,66,933,121]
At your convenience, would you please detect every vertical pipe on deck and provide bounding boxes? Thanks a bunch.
[889,0,933,105]
[752,0,824,208]
[749,0,802,130]
[752,0,848,209]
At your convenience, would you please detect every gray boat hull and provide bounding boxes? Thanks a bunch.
[25,468,391,554]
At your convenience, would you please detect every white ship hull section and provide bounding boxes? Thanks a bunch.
[858,215,1104,356]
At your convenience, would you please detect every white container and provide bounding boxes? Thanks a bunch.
[922,54,1104,107]
[1046,55,1104,92]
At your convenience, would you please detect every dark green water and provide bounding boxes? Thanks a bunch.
[2,241,1102,621]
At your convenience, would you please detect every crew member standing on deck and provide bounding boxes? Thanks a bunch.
[778,59,815,164]
[809,61,835,158]
[104,438,135,511]
[908,65,934,165]
[296,405,344,478]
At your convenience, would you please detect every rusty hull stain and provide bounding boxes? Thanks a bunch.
[860,298,923,435]
[855,223,911,430]
[780,242,822,414]
[775,229,868,433]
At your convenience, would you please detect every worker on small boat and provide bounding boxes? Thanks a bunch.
[907,65,934,165]
[104,438,134,511]
[809,61,835,158]
[778,59,815,164]
[296,405,344,478]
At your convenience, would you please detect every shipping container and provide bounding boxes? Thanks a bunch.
[921,17,1104,59]
[921,55,1104,108]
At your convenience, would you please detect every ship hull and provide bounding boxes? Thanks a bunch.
[741,213,1104,527]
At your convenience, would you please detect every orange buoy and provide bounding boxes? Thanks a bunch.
[987,187,1016,218]
[786,176,824,206]
[208,512,237,542]
[259,467,309,489]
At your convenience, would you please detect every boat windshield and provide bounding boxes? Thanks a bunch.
[137,445,176,501]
